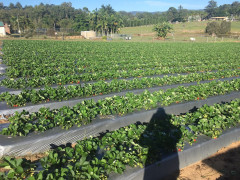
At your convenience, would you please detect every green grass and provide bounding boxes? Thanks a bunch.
[119,25,154,35]
[173,21,207,32]
[231,21,240,32]
[120,21,240,35]
[118,21,240,42]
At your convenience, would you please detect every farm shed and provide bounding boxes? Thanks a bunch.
[0,21,6,37]
[81,31,96,39]
[210,17,228,21]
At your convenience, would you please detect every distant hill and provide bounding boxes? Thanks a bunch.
[128,11,163,15]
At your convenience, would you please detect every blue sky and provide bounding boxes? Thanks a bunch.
[1,0,237,12]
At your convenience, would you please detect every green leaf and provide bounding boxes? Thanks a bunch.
[15,166,24,174]
[28,176,36,180]
[15,158,23,167]
[80,155,87,165]
[7,170,15,178]
[0,162,9,168]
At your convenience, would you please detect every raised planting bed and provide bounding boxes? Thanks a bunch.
[0,77,239,115]
[0,68,235,92]
[4,41,240,78]
[1,65,239,89]
[2,40,240,88]
[0,79,239,136]
[0,71,239,107]
[0,40,239,179]
[0,99,239,179]
[0,92,239,157]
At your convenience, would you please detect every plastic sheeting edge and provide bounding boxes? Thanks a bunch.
[111,127,240,180]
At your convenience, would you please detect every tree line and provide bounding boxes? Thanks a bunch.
[0,1,239,35]
[205,0,240,19]
[0,2,123,35]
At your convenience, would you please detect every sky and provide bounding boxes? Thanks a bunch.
[0,0,237,12]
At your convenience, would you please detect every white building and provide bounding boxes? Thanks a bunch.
[81,31,96,39]
[0,21,6,37]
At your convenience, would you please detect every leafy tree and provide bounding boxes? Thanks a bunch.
[153,22,173,39]
[166,6,187,22]
[220,21,231,34]
[9,3,15,10]
[15,2,22,9]
[58,19,74,29]
[176,5,187,22]
[89,9,98,31]
[0,1,238,34]
[167,7,178,22]
[216,4,230,16]
[230,1,240,16]
[73,14,90,31]
[205,0,218,18]
[0,2,4,9]
[205,21,220,36]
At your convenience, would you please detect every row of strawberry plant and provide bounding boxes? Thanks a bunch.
[2,41,240,78]
[4,41,240,69]
[4,60,239,79]
[0,99,239,179]
[1,63,239,89]
[4,56,222,78]
[1,79,239,136]
[4,53,238,78]
[1,70,240,107]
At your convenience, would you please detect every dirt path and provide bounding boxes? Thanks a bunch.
[177,141,240,180]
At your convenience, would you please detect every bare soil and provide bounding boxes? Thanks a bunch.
[0,114,10,124]
[21,153,47,162]
[177,141,240,180]
[0,119,9,124]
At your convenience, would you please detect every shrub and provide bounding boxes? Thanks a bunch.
[102,36,107,40]
[153,22,173,39]
[220,21,231,35]
[205,21,231,36]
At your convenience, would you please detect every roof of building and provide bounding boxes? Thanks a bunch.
[211,17,228,19]
[0,21,4,27]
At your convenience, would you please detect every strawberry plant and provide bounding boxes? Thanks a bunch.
[1,70,240,107]
[1,40,240,88]
[0,99,239,179]
[1,79,239,136]
[0,156,35,179]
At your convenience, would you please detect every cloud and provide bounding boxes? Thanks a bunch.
[144,1,203,9]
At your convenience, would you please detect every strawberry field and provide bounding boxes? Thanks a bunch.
[0,40,239,179]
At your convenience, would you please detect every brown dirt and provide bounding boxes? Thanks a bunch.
[177,141,240,180]
[0,119,9,124]
[21,153,47,162]
[62,35,84,40]
[182,30,204,33]
[134,32,155,36]
[0,114,10,124]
